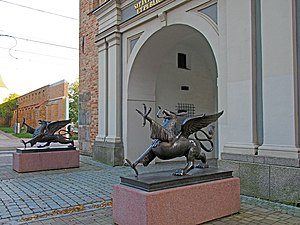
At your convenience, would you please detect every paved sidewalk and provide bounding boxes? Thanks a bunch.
[0,131,25,150]
[0,132,300,224]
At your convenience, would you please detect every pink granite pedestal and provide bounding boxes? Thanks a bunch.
[13,149,80,172]
[113,177,240,225]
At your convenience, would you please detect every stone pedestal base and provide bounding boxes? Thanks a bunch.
[113,177,240,225]
[13,147,80,172]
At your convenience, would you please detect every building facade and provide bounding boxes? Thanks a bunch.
[80,0,300,204]
[11,80,69,128]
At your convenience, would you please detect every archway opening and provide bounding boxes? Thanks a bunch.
[127,24,218,162]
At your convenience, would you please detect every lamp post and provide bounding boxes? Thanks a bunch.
[15,101,20,134]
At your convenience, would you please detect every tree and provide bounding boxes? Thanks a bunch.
[0,93,19,126]
[68,80,79,126]
[3,93,19,102]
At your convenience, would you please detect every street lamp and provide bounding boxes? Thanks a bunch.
[15,101,20,134]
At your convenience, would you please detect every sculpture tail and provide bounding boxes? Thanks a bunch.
[199,141,214,152]
[194,130,214,152]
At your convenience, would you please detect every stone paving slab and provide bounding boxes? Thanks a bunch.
[0,146,299,224]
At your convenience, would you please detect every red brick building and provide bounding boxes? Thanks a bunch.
[79,0,103,156]
[11,80,69,128]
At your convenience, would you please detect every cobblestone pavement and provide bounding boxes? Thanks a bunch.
[0,133,300,224]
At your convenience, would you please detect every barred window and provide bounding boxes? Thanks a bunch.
[176,103,195,117]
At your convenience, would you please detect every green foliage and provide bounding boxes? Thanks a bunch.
[3,93,19,102]
[0,126,32,138]
[0,126,13,133]
[68,79,79,126]
[0,93,19,125]
[72,132,78,140]
[14,132,32,138]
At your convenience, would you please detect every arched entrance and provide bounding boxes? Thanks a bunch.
[126,24,218,162]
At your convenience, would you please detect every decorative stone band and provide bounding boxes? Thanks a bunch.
[258,144,300,159]
[221,153,300,168]
[223,143,259,155]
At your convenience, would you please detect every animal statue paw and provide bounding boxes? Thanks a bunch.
[173,169,186,176]
[196,163,209,169]
[124,159,139,177]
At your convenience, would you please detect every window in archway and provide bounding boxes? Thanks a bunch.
[178,53,186,69]
[176,103,195,117]
[181,86,189,91]
[177,53,190,70]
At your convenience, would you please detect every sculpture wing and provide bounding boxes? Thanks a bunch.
[180,111,224,138]
[46,119,71,135]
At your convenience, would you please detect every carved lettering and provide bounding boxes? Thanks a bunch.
[134,0,165,15]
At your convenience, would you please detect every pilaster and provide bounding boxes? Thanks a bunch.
[258,0,300,159]
[93,33,123,165]
[106,32,122,144]
[219,0,258,156]
[96,39,108,142]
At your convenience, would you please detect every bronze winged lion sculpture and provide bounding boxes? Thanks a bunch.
[21,118,74,148]
[125,104,223,176]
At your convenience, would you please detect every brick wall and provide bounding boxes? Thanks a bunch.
[0,117,8,125]
[79,0,104,155]
[11,80,69,128]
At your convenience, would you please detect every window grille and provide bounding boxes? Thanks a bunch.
[176,103,195,117]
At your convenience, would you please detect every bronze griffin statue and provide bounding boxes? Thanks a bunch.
[21,118,74,148]
[125,104,223,176]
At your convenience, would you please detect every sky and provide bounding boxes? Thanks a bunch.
[0,0,79,103]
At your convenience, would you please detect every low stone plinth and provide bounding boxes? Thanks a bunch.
[113,169,240,225]
[13,146,79,172]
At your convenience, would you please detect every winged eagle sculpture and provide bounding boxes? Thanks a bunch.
[21,118,74,148]
[125,104,223,176]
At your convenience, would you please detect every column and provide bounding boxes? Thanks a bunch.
[106,32,122,144]
[258,0,300,159]
[219,0,259,155]
[96,39,108,142]
[93,33,123,165]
